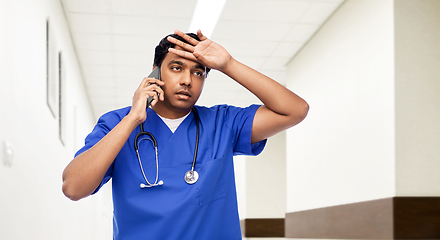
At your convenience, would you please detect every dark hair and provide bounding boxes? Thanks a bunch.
[153,33,211,74]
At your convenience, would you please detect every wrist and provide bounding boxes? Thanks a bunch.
[124,113,144,129]
[220,57,239,77]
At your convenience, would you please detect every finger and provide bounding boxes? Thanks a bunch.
[144,78,164,87]
[147,91,158,107]
[147,88,163,106]
[168,47,198,62]
[138,77,150,91]
[197,29,208,41]
[143,82,165,102]
[146,84,164,97]
[155,85,165,101]
[174,30,201,46]
[167,36,195,53]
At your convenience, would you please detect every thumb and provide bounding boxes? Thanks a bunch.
[197,30,208,41]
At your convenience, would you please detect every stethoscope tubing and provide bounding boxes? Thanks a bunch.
[135,108,199,187]
[191,108,199,171]
[136,140,159,187]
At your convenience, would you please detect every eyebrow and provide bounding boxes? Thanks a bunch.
[168,60,184,67]
[168,60,206,72]
[195,63,207,73]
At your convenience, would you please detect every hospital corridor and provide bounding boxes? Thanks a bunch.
[1,0,440,239]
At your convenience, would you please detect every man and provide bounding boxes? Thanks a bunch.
[62,30,309,239]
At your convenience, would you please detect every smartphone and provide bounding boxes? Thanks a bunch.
[146,67,161,108]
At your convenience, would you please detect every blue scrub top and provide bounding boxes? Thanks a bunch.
[75,105,266,240]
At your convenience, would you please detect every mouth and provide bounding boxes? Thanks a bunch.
[176,90,191,100]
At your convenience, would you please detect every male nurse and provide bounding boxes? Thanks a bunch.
[62,30,309,239]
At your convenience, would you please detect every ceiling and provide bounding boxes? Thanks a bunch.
[60,0,345,119]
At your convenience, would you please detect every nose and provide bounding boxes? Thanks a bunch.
[179,70,192,86]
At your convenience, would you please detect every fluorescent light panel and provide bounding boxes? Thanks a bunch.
[188,0,227,38]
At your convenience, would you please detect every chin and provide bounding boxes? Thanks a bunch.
[171,101,196,112]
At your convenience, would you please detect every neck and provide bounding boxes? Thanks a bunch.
[151,103,192,119]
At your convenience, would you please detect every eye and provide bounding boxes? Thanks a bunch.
[194,71,204,77]
[171,66,181,71]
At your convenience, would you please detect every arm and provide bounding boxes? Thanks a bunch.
[168,30,309,143]
[62,77,164,201]
[220,59,308,143]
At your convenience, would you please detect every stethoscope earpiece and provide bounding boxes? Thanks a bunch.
[140,180,164,188]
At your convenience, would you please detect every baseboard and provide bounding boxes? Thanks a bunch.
[285,197,440,239]
[241,218,285,238]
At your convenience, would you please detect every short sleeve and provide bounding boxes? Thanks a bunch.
[74,111,122,194]
[226,104,267,156]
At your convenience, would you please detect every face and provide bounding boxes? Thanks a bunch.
[156,46,206,116]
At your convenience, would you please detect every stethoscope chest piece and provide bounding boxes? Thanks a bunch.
[185,170,199,184]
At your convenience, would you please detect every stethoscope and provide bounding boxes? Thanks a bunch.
[134,108,200,188]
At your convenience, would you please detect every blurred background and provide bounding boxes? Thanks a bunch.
[1,0,439,239]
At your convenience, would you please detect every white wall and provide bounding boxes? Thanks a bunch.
[235,132,286,240]
[234,155,247,219]
[235,131,286,221]
[246,131,286,219]
[285,0,395,212]
[394,0,440,196]
[0,0,111,239]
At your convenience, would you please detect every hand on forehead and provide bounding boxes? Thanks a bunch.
[166,45,207,72]
[166,30,202,62]
[167,29,230,72]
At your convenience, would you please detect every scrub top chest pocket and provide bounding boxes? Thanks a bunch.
[197,155,228,206]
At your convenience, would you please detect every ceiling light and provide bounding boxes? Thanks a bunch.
[188,0,227,38]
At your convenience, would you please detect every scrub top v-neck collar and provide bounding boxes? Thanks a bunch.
[144,108,196,158]
[156,111,191,133]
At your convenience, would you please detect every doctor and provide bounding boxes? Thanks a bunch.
[62,30,309,239]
